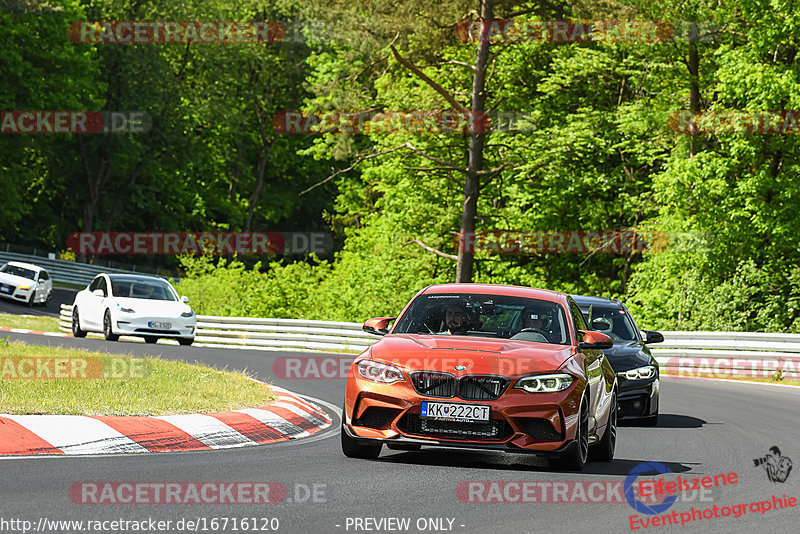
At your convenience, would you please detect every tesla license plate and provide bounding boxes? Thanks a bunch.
[148,321,171,329]
[421,402,490,422]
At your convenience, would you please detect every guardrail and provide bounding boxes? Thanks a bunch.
[58,305,375,353]
[56,305,800,378]
[0,250,178,287]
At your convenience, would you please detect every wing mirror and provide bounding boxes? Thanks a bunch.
[579,330,613,350]
[181,295,190,303]
[363,317,395,336]
[641,330,664,344]
[92,289,105,298]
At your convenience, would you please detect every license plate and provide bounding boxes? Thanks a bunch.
[421,401,490,422]
[0,286,11,293]
[148,321,171,329]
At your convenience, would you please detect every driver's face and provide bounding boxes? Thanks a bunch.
[525,317,543,329]
[446,307,464,330]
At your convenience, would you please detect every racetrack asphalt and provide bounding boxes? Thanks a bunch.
[0,287,76,317]
[1,331,798,534]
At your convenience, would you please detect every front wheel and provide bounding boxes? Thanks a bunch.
[341,410,382,459]
[103,310,119,341]
[144,336,158,344]
[551,396,589,471]
[178,337,193,346]
[72,307,87,338]
[590,392,617,462]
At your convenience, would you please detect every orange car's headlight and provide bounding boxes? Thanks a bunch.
[514,373,574,393]
[358,360,405,384]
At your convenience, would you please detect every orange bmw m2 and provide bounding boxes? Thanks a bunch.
[341,284,618,470]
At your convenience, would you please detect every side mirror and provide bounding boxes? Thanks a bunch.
[92,289,105,298]
[591,318,611,331]
[641,330,664,344]
[579,330,613,350]
[363,317,395,336]
[181,295,190,303]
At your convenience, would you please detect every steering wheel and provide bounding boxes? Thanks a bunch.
[520,328,549,337]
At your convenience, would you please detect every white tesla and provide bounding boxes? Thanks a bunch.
[71,273,196,345]
[0,261,53,306]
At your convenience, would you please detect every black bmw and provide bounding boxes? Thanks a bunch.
[571,295,663,425]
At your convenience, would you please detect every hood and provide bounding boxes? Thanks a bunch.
[0,272,36,287]
[369,334,574,377]
[112,297,192,316]
[601,340,656,371]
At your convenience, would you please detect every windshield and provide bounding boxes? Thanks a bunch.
[110,278,178,301]
[392,293,570,344]
[0,264,36,280]
[584,306,638,342]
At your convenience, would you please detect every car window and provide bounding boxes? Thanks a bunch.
[89,277,101,291]
[587,306,638,342]
[0,264,36,280]
[38,271,49,281]
[392,292,570,344]
[110,278,178,301]
[97,277,108,296]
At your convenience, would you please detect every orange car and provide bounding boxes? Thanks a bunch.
[341,283,618,470]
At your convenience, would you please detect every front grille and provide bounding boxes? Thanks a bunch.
[516,417,563,441]
[134,328,180,335]
[399,414,511,440]
[355,407,401,429]
[458,376,510,400]
[410,372,456,397]
[410,372,509,400]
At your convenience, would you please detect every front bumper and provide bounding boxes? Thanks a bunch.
[114,315,196,339]
[344,373,583,453]
[0,284,33,302]
[617,376,659,419]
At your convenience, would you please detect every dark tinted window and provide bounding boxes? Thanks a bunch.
[0,264,36,280]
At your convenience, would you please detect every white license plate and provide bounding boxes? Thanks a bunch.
[421,402,490,422]
[148,321,171,329]
[0,287,11,293]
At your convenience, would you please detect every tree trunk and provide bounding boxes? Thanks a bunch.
[455,0,493,283]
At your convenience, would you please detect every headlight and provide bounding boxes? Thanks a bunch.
[619,366,656,380]
[514,373,574,393]
[181,309,194,317]
[118,306,135,313]
[358,360,404,383]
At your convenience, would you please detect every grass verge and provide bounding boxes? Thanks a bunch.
[0,313,60,332]
[0,339,276,415]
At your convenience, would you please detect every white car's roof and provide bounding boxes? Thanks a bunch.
[5,261,45,273]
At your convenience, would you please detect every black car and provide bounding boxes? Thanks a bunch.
[571,295,663,425]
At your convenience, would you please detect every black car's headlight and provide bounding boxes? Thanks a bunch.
[514,373,574,393]
[358,360,404,383]
[619,366,656,380]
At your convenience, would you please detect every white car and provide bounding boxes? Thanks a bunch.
[0,261,53,306]
[71,273,196,345]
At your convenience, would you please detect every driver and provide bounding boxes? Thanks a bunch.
[443,303,469,335]
[524,313,544,331]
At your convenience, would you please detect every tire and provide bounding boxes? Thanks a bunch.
[590,392,617,462]
[103,310,119,341]
[25,292,34,307]
[45,290,52,305]
[71,307,87,338]
[341,410,382,459]
[551,395,589,471]
[144,336,158,344]
[178,337,194,346]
